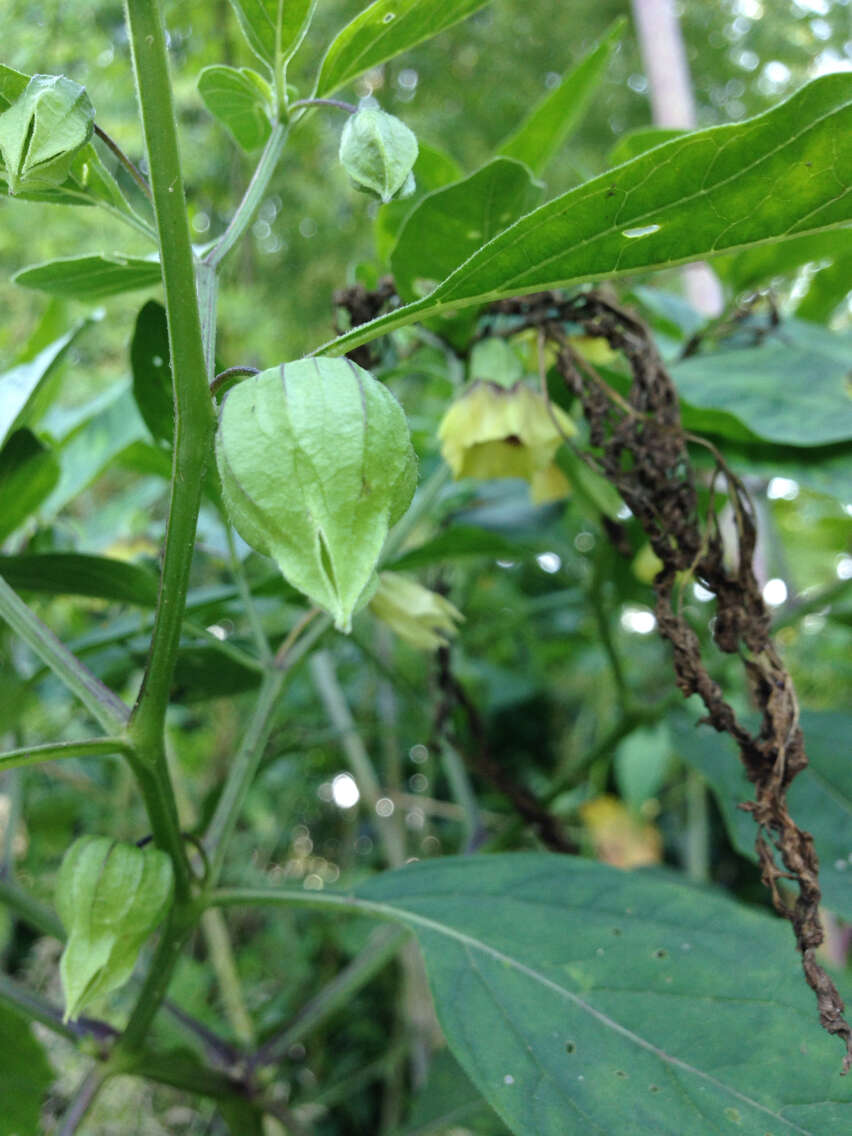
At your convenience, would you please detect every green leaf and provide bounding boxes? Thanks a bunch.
[391,158,543,303]
[497,19,625,177]
[673,711,852,920]
[352,853,852,1135]
[13,254,162,300]
[0,1003,53,1136]
[402,1048,508,1134]
[0,429,60,542]
[171,645,262,702]
[614,724,672,810]
[130,300,173,445]
[228,0,316,71]
[315,0,495,98]
[197,65,273,151]
[672,320,852,446]
[0,320,87,447]
[320,74,852,357]
[0,553,159,606]
[607,126,686,168]
[374,141,463,264]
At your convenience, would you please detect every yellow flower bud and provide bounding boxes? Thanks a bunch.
[370,572,463,651]
[437,381,575,504]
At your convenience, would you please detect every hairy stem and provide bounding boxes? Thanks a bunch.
[0,736,130,774]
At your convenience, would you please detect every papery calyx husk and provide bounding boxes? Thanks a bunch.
[339,107,418,204]
[370,572,464,651]
[55,836,173,1021]
[0,74,94,194]
[438,380,576,504]
[216,358,417,632]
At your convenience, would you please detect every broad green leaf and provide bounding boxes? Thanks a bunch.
[402,1048,508,1134]
[672,320,852,446]
[0,320,87,447]
[348,854,852,1135]
[607,126,686,167]
[391,158,543,303]
[13,254,162,300]
[673,711,852,919]
[0,553,159,606]
[130,300,173,445]
[0,1003,53,1136]
[197,65,272,151]
[315,0,495,98]
[319,74,852,357]
[374,141,463,263]
[172,645,262,702]
[497,19,625,177]
[228,0,316,70]
[0,429,60,542]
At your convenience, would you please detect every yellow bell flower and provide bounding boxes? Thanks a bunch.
[369,572,463,651]
[437,381,575,504]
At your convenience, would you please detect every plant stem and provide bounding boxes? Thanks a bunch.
[94,123,152,200]
[381,464,451,565]
[205,122,288,270]
[117,905,197,1052]
[0,736,130,774]
[0,578,129,734]
[290,97,357,114]
[439,739,482,851]
[200,908,255,1045]
[685,767,710,882]
[310,650,406,866]
[0,876,65,939]
[254,925,408,1066]
[203,670,286,883]
[126,0,217,749]
[224,523,271,661]
[57,1067,110,1136]
[0,972,109,1044]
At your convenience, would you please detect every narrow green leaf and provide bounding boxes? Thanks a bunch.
[13,254,162,300]
[391,158,543,303]
[0,553,159,606]
[716,230,841,294]
[228,0,316,70]
[388,525,536,572]
[607,126,686,167]
[197,65,272,151]
[497,19,625,177]
[672,319,852,446]
[352,854,852,1135]
[130,300,173,444]
[0,1003,53,1136]
[319,74,852,357]
[315,0,495,98]
[0,321,87,447]
[674,711,852,920]
[0,429,60,542]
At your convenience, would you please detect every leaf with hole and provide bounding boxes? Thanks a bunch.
[320,73,852,357]
[351,854,852,1135]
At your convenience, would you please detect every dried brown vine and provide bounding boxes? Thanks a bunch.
[336,281,851,1068]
